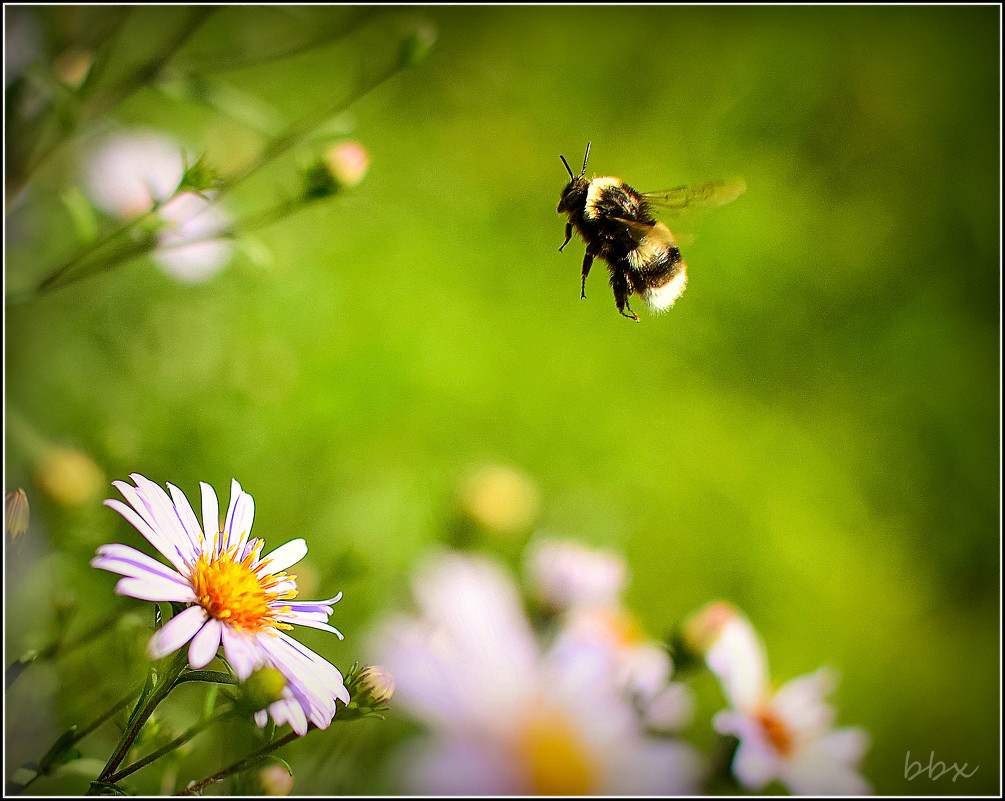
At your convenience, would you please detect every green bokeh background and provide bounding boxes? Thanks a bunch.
[4,5,1000,795]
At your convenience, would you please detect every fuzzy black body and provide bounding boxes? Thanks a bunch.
[558,174,687,321]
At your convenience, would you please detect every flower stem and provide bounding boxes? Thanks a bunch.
[174,728,304,796]
[8,7,216,196]
[104,705,233,785]
[91,649,190,790]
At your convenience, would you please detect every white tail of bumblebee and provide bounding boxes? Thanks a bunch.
[643,264,688,312]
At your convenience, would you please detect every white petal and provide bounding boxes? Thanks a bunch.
[731,734,781,791]
[167,483,205,547]
[147,606,207,659]
[261,538,308,574]
[706,615,769,712]
[104,498,186,574]
[603,739,705,795]
[222,478,243,550]
[188,617,223,668]
[114,576,197,603]
[228,490,255,556]
[129,474,199,565]
[200,482,220,552]
[93,543,187,585]
[221,627,264,680]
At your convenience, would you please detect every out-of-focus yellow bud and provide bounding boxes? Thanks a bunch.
[5,489,30,539]
[34,448,105,507]
[53,47,92,88]
[460,464,541,536]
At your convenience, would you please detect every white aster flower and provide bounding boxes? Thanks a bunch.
[92,473,350,735]
[692,603,871,795]
[374,550,703,795]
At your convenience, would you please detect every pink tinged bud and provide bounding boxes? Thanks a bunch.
[681,601,738,655]
[324,142,370,188]
[257,762,294,796]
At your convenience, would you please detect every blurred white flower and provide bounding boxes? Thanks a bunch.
[83,130,187,219]
[81,130,234,282]
[529,537,695,732]
[690,603,872,795]
[525,536,627,611]
[154,191,234,283]
[373,551,703,795]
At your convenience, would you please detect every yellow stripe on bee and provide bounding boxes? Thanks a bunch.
[584,176,624,220]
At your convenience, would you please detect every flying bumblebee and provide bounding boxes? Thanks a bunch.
[557,142,745,321]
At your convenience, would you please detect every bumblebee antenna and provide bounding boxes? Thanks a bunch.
[560,154,575,180]
[580,141,592,178]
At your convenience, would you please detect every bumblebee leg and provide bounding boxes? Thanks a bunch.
[612,272,639,322]
[580,250,594,299]
[559,222,573,252]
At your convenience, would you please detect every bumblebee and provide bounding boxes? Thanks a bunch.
[557,142,745,321]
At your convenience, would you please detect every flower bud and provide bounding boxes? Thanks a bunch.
[256,762,294,796]
[5,489,29,539]
[34,448,105,507]
[356,664,395,706]
[53,48,92,88]
[459,464,541,536]
[324,141,370,189]
[238,666,288,714]
[681,601,738,656]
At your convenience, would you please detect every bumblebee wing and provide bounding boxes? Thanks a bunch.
[642,178,746,212]
[609,217,679,248]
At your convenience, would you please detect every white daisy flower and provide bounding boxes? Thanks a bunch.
[92,473,350,735]
[690,603,872,795]
[374,551,703,795]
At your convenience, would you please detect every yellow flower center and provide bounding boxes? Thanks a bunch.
[517,706,598,795]
[756,706,794,756]
[190,546,296,632]
[594,606,646,646]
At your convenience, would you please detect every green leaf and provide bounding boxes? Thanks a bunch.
[39,725,80,772]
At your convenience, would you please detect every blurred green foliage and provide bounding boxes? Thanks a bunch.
[4,5,999,795]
